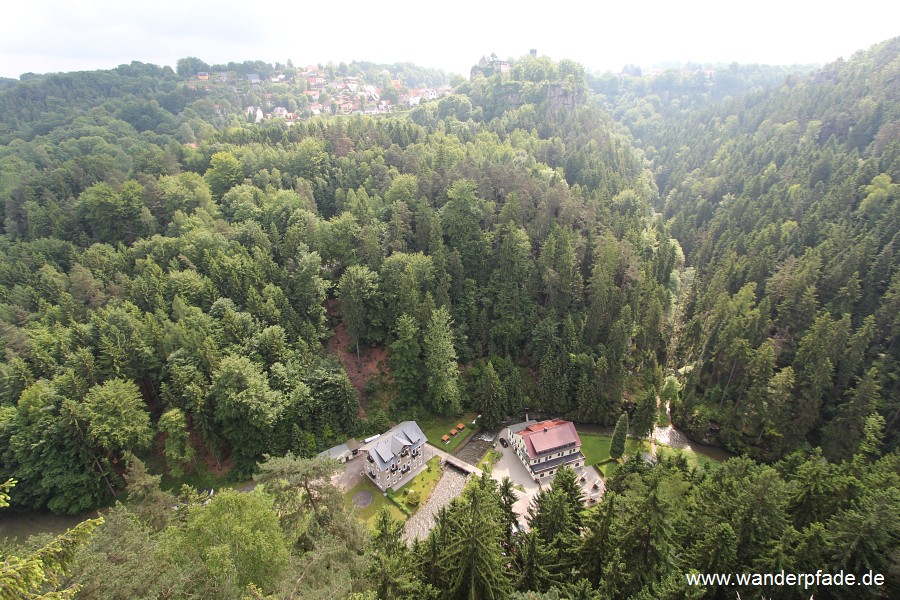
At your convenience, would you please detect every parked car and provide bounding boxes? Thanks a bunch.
[499,438,508,448]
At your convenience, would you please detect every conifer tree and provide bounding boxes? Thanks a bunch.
[552,465,585,528]
[498,476,518,548]
[337,264,379,364]
[424,307,461,415]
[440,485,510,599]
[578,491,618,586]
[390,314,422,413]
[479,360,506,428]
[514,531,558,592]
[631,385,657,439]
[610,413,628,460]
[368,507,420,599]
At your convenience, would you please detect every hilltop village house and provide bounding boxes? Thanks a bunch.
[363,421,427,491]
[507,419,584,481]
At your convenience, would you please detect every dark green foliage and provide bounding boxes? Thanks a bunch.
[390,314,423,414]
[1,43,899,600]
[630,385,657,439]
[433,482,511,599]
[477,360,506,428]
[424,307,461,415]
[610,413,628,460]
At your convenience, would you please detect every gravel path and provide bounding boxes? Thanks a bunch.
[403,468,468,543]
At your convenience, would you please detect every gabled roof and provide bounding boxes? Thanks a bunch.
[364,421,425,470]
[513,419,581,459]
[317,443,350,460]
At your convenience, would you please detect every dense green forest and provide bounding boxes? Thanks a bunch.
[1,37,898,599]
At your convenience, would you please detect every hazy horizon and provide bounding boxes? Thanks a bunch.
[4,1,899,79]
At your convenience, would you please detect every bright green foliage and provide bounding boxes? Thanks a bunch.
[162,489,289,594]
[2,381,107,514]
[206,151,244,199]
[210,355,286,471]
[75,379,152,456]
[76,181,152,244]
[0,479,103,599]
[423,307,461,415]
[159,408,194,477]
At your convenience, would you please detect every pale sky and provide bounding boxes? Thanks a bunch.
[2,1,898,78]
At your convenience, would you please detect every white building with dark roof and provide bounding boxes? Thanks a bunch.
[507,419,584,481]
[316,439,362,463]
[363,421,427,491]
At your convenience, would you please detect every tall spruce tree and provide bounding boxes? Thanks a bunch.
[479,360,506,428]
[390,314,423,414]
[337,264,379,364]
[631,385,657,439]
[552,465,585,528]
[440,484,510,599]
[610,413,628,460]
[424,306,461,415]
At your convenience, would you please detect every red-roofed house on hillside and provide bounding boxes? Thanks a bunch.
[507,419,584,481]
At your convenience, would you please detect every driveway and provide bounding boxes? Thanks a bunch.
[333,454,368,492]
[489,430,542,527]
[489,427,607,525]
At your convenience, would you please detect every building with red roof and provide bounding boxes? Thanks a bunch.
[507,419,584,481]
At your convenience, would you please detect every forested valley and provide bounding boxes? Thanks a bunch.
[1,39,898,599]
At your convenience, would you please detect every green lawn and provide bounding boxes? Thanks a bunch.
[344,479,405,527]
[140,452,253,493]
[578,432,643,467]
[394,457,442,512]
[477,448,503,470]
[655,445,722,470]
[419,412,478,453]
[596,459,619,478]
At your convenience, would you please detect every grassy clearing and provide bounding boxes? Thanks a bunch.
[596,459,619,478]
[477,449,503,470]
[344,479,405,527]
[578,432,643,467]
[140,453,252,494]
[655,445,722,470]
[393,457,443,513]
[419,412,478,453]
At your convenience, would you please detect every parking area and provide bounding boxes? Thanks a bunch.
[332,453,368,492]
[489,429,542,526]
[489,427,606,528]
